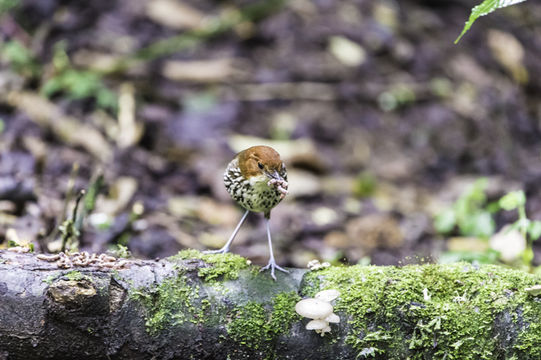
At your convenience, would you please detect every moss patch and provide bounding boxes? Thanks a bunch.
[131,273,203,333]
[43,271,61,284]
[227,291,301,351]
[131,267,299,340]
[64,270,85,281]
[171,249,251,282]
[303,263,541,359]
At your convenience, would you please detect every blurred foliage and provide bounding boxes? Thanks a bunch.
[59,190,85,252]
[0,0,18,14]
[41,42,117,111]
[0,40,39,77]
[109,244,131,259]
[435,181,541,272]
[58,174,103,252]
[353,172,377,198]
[456,0,528,43]
[434,178,496,238]
[42,69,117,110]
[182,91,218,113]
[124,0,285,67]
[439,249,500,265]
[499,190,541,269]
[377,83,416,112]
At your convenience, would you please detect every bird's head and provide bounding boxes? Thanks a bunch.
[237,145,285,183]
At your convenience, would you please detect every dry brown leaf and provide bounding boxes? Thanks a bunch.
[162,58,247,83]
[6,91,112,161]
[146,0,205,30]
[117,83,143,148]
[488,29,528,84]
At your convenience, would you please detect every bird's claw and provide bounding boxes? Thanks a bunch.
[260,259,289,280]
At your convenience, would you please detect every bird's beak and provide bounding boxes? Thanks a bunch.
[266,170,283,181]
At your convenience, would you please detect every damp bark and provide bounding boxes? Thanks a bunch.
[0,250,540,360]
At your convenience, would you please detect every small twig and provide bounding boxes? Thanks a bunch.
[60,189,85,253]
[74,172,103,232]
[49,163,79,244]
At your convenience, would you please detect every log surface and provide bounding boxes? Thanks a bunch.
[0,250,540,360]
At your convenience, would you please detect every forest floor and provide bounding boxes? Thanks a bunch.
[1,0,541,269]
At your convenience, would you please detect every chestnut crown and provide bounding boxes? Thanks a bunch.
[237,145,284,179]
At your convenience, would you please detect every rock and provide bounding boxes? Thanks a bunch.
[328,36,366,67]
[346,213,404,251]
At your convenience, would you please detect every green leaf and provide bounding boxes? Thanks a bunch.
[507,220,522,233]
[97,89,118,110]
[434,209,456,234]
[458,211,495,238]
[0,0,19,14]
[499,190,526,211]
[0,40,38,76]
[41,77,64,97]
[516,217,531,233]
[522,247,534,265]
[528,221,541,241]
[455,0,528,44]
[41,68,118,111]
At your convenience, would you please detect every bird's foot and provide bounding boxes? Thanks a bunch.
[203,247,230,255]
[260,258,289,280]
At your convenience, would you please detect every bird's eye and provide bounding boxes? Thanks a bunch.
[258,162,264,169]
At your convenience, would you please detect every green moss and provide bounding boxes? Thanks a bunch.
[303,263,541,359]
[171,249,250,282]
[43,271,61,284]
[64,270,85,281]
[130,269,300,340]
[516,314,541,357]
[131,273,202,333]
[227,291,301,352]
[268,291,302,336]
[228,301,267,348]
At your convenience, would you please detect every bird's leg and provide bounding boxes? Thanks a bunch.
[260,218,289,280]
[204,210,250,254]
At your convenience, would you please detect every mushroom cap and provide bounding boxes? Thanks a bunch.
[525,285,541,296]
[306,319,328,330]
[315,289,340,302]
[324,313,340,323]
[295,298,333,319]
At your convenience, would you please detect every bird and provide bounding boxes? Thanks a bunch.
[205,145,289,280]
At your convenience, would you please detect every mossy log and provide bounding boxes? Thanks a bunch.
[1,249,540,360]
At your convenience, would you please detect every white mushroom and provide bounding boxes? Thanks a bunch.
[324,313,340,323]
[525,285,541,296]
[295,298,333,320]
[307,259,320,270]
[317,325,332,336]
[315,289,340,302]
[307,259,331,271]
[295,289,341,337]
[305,319,328,330]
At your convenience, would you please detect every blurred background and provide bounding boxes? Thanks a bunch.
[1,0,541,270]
